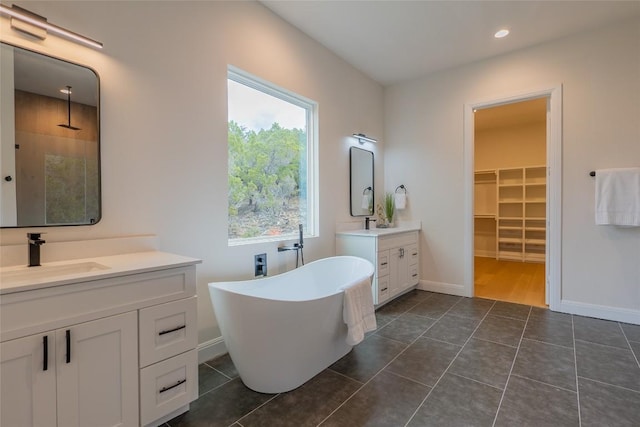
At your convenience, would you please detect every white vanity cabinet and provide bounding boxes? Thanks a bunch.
[0,252,200,427]
[336,229,420,305]
[1,311,138,427]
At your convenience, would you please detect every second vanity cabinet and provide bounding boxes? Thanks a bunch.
[0,252,200,427]
[336,229,420,305]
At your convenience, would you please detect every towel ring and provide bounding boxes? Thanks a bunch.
[362,186,372,195]
[395,184,407,193]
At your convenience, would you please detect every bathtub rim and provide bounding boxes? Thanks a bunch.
[208,255,374,303]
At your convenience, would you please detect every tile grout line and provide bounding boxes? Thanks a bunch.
[403,299,498,427]
[314,294,434,426]
[235,393,280,426]
[326,367,365,385]
[448,371,504,392]
[203,361,234,380]
[572,314,582,427]
[577,375,640,394]
[490,305,533,427]
[574,337,636,352]
[521,336,574,350]
[617,322,640,369]
[509,372,577,394]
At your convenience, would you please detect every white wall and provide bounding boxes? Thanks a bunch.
[385,18,640,321]
[0,1,384,344]
[475,122,546,171]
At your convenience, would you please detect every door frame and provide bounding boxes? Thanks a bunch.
[463,84,562,310]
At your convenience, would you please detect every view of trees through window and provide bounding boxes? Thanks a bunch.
[227,71,313,241]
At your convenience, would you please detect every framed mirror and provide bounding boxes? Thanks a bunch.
[1,43,100,227]
[349,146,374,216]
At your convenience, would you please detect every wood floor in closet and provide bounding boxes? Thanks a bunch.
[474,257,546,308]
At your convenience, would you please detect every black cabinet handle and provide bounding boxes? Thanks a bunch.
[412,273,418,278]
[43,336,48,371]
[380,287,388,292]
[159,379,186,394]
[158,325,186,336]
[380,262,388,266]
[65,330,71,363]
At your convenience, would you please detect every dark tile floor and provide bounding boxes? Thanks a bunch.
[166,290,640,427]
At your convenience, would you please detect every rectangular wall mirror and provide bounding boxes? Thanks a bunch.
[0,43,101,227]
[350,146,374,216]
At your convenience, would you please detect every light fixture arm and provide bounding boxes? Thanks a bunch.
[353,133,378,144]
[0,4,103,49]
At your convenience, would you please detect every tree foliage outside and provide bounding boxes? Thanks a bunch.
[228,120,308,239]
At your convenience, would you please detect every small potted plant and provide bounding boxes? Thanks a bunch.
[384,192,395,227]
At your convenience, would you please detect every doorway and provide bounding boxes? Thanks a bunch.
[473,99,547,307]
[463,85,562,311]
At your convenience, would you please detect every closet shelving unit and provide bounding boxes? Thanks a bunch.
[474,170,497,258]
[475,166,546,263]
[496,166,547,262]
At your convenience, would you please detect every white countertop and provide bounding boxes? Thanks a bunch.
[0,251,201,295]
[336,224,421,237]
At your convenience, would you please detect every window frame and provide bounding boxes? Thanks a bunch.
[227,66,318,246]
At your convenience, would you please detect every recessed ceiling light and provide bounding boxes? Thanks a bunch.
[494,29,510,39]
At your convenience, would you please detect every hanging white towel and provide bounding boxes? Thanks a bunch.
[340,277,376,346]
[595,167,640,226]
[395,193,407,210]
[361,193,370,210]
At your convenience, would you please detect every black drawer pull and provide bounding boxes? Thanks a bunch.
[65,330,71,364]
[380,262,388,266]
[43,336,48,371]
[159,324,187,336]
[159,379,186,394]
[412,273,418,277]
[412,252,418,256]
[380,287,388,292]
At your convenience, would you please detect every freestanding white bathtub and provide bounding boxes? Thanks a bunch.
[208,256,374,393]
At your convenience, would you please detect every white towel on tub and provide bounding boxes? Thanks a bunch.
[595,167,640,226]
[340,277,377,346]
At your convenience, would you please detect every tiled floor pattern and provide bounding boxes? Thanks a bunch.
[166,290,640,427]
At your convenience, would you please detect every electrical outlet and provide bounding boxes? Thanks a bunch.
[255,253,267,277]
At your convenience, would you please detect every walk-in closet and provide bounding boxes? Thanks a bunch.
[473,98,547,307]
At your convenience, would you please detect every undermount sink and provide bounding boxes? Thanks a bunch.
[0,261,110,285]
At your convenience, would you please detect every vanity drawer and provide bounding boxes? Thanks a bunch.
[378,276,390,304]
[140,349,198,426]
[139,297,197,367]
[409,265,419,286]
[377,250,390,277]
[408,244,419,266]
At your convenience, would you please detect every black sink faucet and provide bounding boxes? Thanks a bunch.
[365,217,376,230]
[27,233,46,267]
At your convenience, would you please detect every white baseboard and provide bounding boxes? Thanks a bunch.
[559,300,640,325]
[197,336,227,364]
[418,280,470,297]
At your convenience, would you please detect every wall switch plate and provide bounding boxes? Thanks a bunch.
[254,253,267,277]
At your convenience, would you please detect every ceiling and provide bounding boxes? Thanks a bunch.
[475,98,547,132]
[261,0,640,86]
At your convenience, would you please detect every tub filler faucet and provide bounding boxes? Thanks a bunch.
[278,224,305,267]
[27,232,46,267]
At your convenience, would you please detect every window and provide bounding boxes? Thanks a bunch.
[227,67,317,244]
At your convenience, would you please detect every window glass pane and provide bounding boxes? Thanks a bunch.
[227,71,314,242]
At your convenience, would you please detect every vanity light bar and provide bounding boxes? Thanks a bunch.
[0,4,103,49]
[353,133,377,144]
